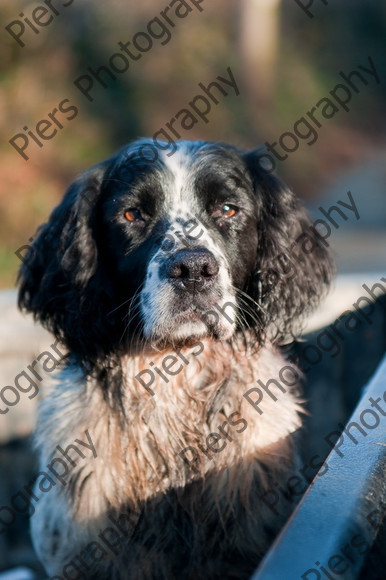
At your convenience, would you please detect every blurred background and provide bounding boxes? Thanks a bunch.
[0,0,385,576]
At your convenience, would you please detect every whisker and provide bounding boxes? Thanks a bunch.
[107,283,144,317]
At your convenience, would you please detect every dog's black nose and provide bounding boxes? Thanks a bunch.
[166,249,219,292]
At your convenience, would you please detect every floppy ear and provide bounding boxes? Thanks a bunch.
[242,149,335,343]
[17,161,114,362]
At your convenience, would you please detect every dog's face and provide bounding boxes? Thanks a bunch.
[18,139,333,360]
[98,141,259,344]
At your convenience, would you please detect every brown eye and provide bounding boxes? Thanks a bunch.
[124,208,142,222]
[221,204,238,218]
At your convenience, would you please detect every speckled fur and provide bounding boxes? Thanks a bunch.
[32,338,303,578]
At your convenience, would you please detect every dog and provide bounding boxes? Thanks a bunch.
[18,139,333,579]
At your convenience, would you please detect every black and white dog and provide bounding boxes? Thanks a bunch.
[18,139,333,579]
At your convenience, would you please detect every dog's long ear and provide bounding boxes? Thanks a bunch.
[242,149,335,343]
[18,161,112,361]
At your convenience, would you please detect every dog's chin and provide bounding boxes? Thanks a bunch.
[144,311,235,349]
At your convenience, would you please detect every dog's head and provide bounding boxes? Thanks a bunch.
[18,139,333,361]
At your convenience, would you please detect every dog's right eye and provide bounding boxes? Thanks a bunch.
[124,208,143,222]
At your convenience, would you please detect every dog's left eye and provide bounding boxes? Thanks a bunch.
[221,204,238,218]
[213,204,239,219]
[124,208,143,222]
